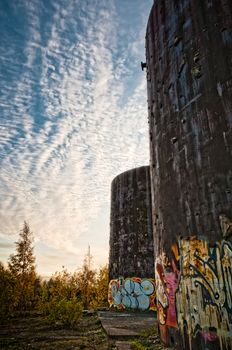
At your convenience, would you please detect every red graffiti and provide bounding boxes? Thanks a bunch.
[165,271,178,327]
[201,331,218,342]
[156,257,179,328]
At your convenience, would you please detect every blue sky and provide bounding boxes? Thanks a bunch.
[0,0,153,277]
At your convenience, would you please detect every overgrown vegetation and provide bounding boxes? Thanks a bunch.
[130,326,165,350]
[0,222,109,329]
[0,312,111,350]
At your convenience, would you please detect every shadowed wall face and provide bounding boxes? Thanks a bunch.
[109,166,154,281]
[146,0,232,349]
[108,166,155,311]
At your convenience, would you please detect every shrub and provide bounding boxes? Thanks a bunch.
[46,297,83,328]
[0,263,16,320]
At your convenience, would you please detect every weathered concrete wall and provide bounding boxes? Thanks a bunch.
[108,166,154,281]
[146,0,232,349]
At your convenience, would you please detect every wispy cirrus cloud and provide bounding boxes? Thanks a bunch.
[0,0,153,274]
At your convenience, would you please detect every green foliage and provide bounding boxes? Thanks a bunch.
[76,246,96,309]
[39,263,109,322]
[41,269,79,304]
[74,248,108,310]
[38,269,82,328]
[139,325,157,338]
[8,222,38,312]
[92,265,109,308]
[1,231,108,329]
[0,262,16,320]
[130,326,160,350]
[46,297,83,328]
[0,222,40,320]
[8,222,35,276]
[130,340,149,350]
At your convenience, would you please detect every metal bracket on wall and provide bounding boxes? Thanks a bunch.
[141,62,147,71]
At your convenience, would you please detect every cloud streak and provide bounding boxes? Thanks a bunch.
[0,0,153,273]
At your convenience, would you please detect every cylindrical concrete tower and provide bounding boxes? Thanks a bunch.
[108,166,155,311]
[146,1,232,349]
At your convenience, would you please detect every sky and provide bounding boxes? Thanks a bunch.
[0,0,153,277]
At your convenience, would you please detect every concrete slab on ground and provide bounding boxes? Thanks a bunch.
[98,311,157,339]
[115,341,131,350]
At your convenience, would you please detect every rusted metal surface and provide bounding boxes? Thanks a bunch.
[146,0,232,349]
[108,166,154,281]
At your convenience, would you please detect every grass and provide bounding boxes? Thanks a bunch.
[0,312,173,350]
[0,311,114,350]
[130,326,173,350]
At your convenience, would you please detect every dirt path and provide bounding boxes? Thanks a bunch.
[0,312,173,350]
[0,313,110,349]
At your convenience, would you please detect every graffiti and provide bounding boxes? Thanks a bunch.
[108,277,156,311]
[156,236,232,348]
[176,237,232,345]
[219,214,232,239]
[155,252,179,327]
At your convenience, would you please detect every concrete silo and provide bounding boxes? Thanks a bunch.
[146,0,232,349]
[108,166,155,311]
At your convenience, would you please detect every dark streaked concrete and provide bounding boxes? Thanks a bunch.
[109,166,154,281]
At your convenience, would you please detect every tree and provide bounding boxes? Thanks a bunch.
[8,221,37,311]
[77,246,96,309]
[0,262,16,320]
[95,265,109,308]
[8,221,35,276]
[38,268,82,327]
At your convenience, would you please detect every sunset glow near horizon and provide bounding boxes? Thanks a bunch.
[0,0,153,277]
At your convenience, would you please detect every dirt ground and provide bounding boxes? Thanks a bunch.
[0,312,172,350]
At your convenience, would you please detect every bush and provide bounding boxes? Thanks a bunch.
[38,269,83,328]
[0,263,16,321]
[130,340,148,350]
[46,297,83,328]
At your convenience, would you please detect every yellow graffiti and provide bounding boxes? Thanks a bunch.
[176,237,232,344]
[156,236,232,349]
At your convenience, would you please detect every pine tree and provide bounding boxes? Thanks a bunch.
[9,221,35,275]
[8,221,37,311]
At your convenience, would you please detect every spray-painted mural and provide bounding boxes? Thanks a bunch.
[156,236,232,348]
[155,252,179,328]
[108,277,156,311]
[176,237,232,347]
